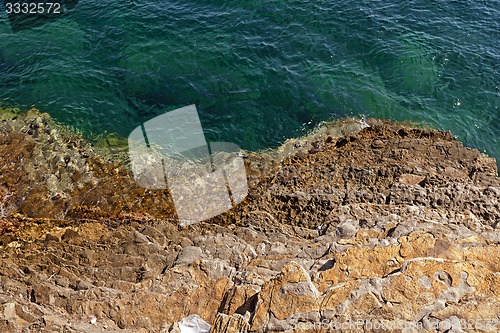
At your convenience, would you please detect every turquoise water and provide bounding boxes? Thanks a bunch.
[0,0,498,165]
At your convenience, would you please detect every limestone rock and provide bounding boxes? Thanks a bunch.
[209,313,250,333]
[0,115,498,332]
[251,262,321,330]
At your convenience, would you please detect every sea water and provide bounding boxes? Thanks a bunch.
[0,0,498,166]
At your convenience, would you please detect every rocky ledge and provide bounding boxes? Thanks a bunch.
[0,109,499,332]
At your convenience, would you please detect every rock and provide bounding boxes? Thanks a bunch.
[175,246,205,266]
[0,115,499,332]
[371,139,385,148]
[61,228,80,241]
[209,313,250,333]
[398,174,426,186]
[335,219,359,238]
[44,233,59,242]
[251,262,320,330]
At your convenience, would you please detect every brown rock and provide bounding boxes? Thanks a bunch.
[209,313,250,333]
[371,139,385,148]
[251,262,320,329]
[0,115,499,332]
[398,174,426,186]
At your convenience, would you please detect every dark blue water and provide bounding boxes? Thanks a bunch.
[0,0,498,165]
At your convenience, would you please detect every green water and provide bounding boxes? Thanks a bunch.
[0,0,498,166]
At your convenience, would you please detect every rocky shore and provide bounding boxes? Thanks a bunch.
[0,109,499,332]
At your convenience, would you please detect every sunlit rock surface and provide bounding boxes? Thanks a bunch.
[0,108,498,332]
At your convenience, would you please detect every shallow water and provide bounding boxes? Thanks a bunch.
[0,0,498,165]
